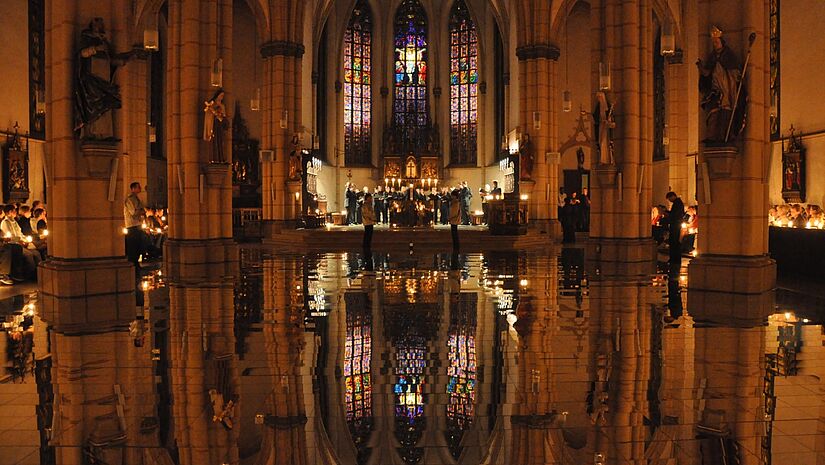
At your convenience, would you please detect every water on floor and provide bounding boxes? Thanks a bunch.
[0,246,822,464]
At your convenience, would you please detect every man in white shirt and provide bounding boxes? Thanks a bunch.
[124,182,146,268]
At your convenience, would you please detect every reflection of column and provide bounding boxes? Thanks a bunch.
[257,256,311,465]
[572,246,655,464]
[45,321,167,464]
[695,325,765,465]
[506,253,564,464]
[166,241,239,465]
[688,0,775,297]
[515,1,559,233]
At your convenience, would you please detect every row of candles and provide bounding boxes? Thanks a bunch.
[3,229,48,243]
[772,218,825,229]
[384,177,439,188]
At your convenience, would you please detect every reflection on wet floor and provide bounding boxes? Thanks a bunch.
[1,246,824,464]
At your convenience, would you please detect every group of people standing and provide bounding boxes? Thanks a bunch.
[558,188,591,243]
[344,181,477,228]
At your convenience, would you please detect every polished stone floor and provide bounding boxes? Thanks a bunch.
[1,245,823,464]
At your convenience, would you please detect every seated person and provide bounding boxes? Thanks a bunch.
[16,205,34,236]
[32,208,47,234]
[1,205,40,280]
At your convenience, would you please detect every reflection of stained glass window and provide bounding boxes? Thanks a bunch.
[445,293,477,460]
[393,0,428,151]
[395,339,426,423]
[345,292,373,463]
[449,0,478,165]
[344,0,372,166]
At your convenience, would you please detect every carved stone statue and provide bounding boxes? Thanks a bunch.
[74,18,122,140]
[593,91,615,165]
[519,133,534,180]
[203,88,229,163]
[697,26,746,143]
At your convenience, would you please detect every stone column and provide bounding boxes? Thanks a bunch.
[688,0,776,299]
[39,0,137,328]
[516,43,559,235]
[667,51,690,200]
[259,2,306,236]
[588,0,654,243]
[164,0,233,243]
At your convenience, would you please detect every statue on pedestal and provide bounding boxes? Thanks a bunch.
[697,26,749,143]
[74,18,122,140]
[203,88,229,163]
[519,133,534,180]
[593,91,615,165]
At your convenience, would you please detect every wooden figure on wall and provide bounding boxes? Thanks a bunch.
[781,126,805,203]
[2,122,30,203]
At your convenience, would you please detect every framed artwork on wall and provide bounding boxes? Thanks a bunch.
[781,127,805,203]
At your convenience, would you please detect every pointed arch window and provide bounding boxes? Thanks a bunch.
[393,0,428,153]
[449,0,479,165]
[344,0,373,166]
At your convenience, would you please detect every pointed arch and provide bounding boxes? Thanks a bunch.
[449,0,479,165]
[343,0,373,166]
[393,0,429,153]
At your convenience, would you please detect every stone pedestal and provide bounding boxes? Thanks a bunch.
[38,257,136,333]
[702,144,738,179]
[594,165,619,188]
[203,162,230,187]
[80,140,119,179]
[688,254,776,324]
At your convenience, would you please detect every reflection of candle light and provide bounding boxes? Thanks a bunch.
[121,228,128,235]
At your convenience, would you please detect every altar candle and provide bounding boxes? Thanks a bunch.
[385,178,389,186]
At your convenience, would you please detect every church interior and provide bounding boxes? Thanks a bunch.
[1,0,825,464]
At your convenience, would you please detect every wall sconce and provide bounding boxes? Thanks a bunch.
[210,58,223,87]
[660,22,676,56]
[279,110,288,129]
[663,123,670,146]
[143,28,159,51]
[250,88,261,111]
[148,124,157,143]
[532,111,541,130]
[599,61,611,91]
[562,90,572,113]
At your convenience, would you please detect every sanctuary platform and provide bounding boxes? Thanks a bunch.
[263,224,555,251]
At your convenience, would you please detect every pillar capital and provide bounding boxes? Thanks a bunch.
[515,43,560,61]
[260,40,305,59]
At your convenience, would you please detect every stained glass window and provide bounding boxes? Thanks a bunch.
[344,0,372,166]
[393,0,428,153]
[770,0,780,139]
[449,0,478,165]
